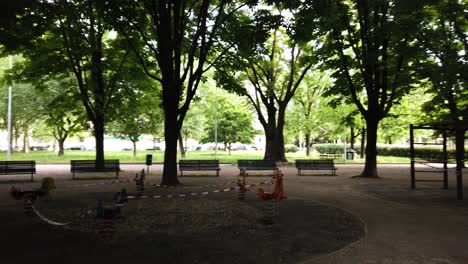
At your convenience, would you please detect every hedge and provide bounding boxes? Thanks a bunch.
[314,144,456,159]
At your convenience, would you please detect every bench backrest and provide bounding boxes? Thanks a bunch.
[238,160,277,169]
[179,160,219,167]
[295,159,335,168]
[71,159,120,170]
[0,160,36,172]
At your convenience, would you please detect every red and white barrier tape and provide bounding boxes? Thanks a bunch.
[128,180,274,200]
[30,204,70,226]
[63,179,132,188]
[151,181,238,189]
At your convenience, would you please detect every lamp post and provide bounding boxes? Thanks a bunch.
[214,86,218,159]
[6,56,13,160]
[343,126,347,162]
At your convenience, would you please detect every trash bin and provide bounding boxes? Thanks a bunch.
[346,149,356,160]
[146,154,153,166]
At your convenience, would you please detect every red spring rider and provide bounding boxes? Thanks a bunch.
[256,170,286,201]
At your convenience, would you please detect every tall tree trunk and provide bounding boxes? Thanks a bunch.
[305,132,311,156]
[274,110,287,162]
[162,119,179,185]
[161,84,180,185]
[263,105,287,162]
[178,131,185,158]
[360,128,366,159]
[94,118,105,168]
[350,127,355,150]
[360,119,379,177]
[263,106,277,160]
[23,129,29,153]
[58,139,65,156]
[455,127,465,199]
[132,140,137,157]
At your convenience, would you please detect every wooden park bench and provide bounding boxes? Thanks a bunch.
[0,160,36,181]
[319,152,343,159]
[295,159,337,176]
[237,160,278,174]
[178,160,220,177]
[70,159,120,180]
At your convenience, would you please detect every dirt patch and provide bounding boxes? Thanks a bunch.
[1,185,365,264]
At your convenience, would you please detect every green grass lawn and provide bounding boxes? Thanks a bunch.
[0,150,411,164]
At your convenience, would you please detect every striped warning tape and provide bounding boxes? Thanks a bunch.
[63,179,132,188]
[127,180,274,200]
[30,204,70,226]
[151,181,238,189]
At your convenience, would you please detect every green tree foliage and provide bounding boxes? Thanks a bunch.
[0,0,133,167]
[417,0,467,124]
[106,0,255,185]
[39,79,88,156]
[297,0,433,177]
[215,2,314,162]
[378,88,432,145]
[416,0,467,183]
[288,70,333,155]
[108,82,163,157]
[201,97,256,155]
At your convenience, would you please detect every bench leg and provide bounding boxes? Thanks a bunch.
[116,170,119,179]
[216,170,219,177]
[72,172,75,180]
[298,169,301,176]
[31,173,34,182]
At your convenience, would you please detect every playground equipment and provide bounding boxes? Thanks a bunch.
[95,189,128,240]
[134,169,146,194]
[10,177,56,214]
[410,123,466,200]
[256,170,286,224]
[238,170,247,200]
[410,124,449,189]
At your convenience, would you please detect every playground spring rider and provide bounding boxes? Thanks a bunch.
[134,169,145,194]
[238,169,247,200]
[256,171,286,224]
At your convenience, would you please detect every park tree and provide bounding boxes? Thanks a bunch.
[0,0,131,167]
[297,0,432,177]
[378,88,431,145]
[215,2,314,162]
[39,80,88,156]
[1,56,88,156]
[6,56,90,156]
[106,0,255,185]
[290,70,332,156]
[202,97,256,155]
[416,0,467,192]
[179,102,207,158]
[108,78,163,157]
[0,82,45,152]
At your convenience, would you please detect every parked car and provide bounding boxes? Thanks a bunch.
[231,145,248,151]
[146,146,161,151]
[30,145,49,151]
[207,146,225,151]
[66,146,84,150]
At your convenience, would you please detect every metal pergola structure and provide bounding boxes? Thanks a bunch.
[410,123,466,200]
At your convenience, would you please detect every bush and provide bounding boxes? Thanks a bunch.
[349,144,455,159]
[314,144,346,154]
[285,144,299,153]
